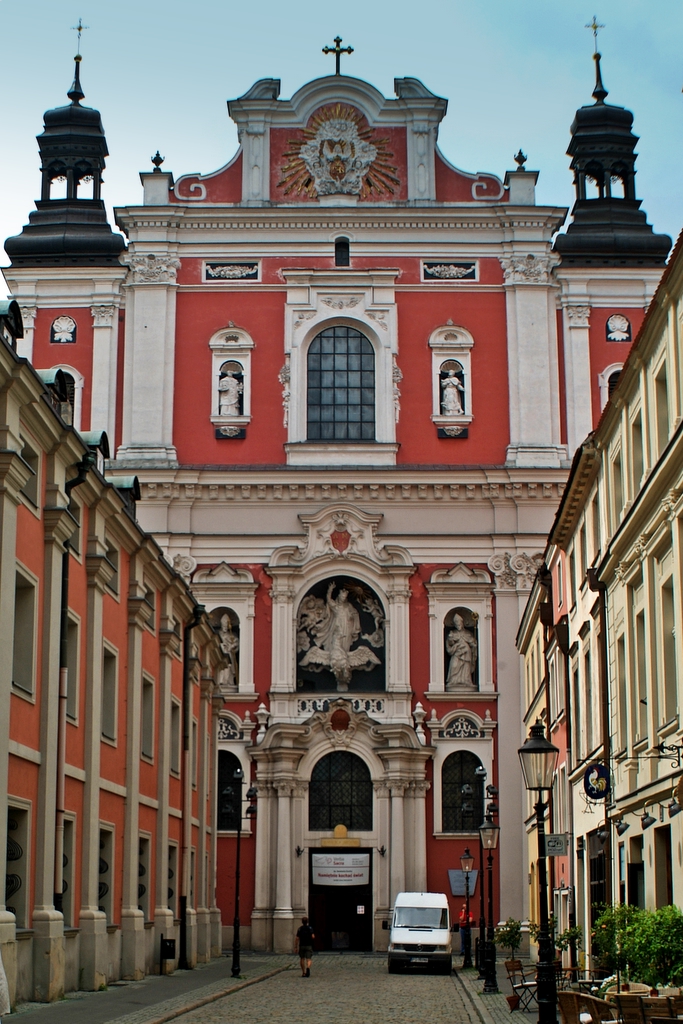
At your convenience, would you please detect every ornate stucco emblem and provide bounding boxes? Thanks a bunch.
[278,104,399,199]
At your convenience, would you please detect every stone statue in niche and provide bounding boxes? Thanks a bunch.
[440,361,466,415]
[444,608,478,691]
[218,361,243,417]
[297,578,385,693]
[211,608,239,691]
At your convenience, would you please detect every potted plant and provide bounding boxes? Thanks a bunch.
[494,917,523,960]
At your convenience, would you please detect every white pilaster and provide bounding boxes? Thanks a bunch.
[562,304,594,455]
[90,304,119,440]
[389,782,406,905]
[17,305,37,361]
[117,254,180,467]
[501,254,566,468]
[273,781,293,952]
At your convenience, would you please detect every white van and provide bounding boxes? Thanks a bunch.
[386,891,452,974]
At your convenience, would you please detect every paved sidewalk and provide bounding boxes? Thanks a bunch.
[454,963,516,1024]
[11,954,288,1024]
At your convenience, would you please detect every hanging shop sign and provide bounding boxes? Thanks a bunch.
[583,763,611,800]
[311,853,370,886]
[544,834,568,856]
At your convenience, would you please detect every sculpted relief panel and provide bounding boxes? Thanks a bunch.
[296,577,386,693]
[274,104,403,201]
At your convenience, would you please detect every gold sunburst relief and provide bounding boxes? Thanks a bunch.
[278,104,400,200]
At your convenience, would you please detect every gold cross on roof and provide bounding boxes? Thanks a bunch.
[585,15,605,53]
[72,17,89,55]
[323,36,354,76]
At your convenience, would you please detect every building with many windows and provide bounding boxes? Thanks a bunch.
[2,47,671,959]
[518,228,683,968]
[0,305,226,1002]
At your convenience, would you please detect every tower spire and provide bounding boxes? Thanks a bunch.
[592,51,608,104]
[67,54,85,104]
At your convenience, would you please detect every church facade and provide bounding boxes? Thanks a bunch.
[3,50,670,957]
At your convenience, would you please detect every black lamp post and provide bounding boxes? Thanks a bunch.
[519,720,559,1024]
[473,768,487,978]
[460,846,475,969]
[230,767,258,978]
[479,813,500,994]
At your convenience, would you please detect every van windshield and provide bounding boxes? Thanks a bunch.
[394,907,448,929]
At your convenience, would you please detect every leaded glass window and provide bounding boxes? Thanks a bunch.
[217,750,242,831]
[442,751,484,833]
[307,327,375,441]
[309,751,373,831]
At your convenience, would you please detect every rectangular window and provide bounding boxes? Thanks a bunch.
[62,817,75,927]
[13,570,36,694]
[102,647,118,741]
[191,720,198,787]
[6,807,29,927]
[19,438,39,506]
[579,523,588,580]
[168,845,178,918]
[105,539,119,595]
[68,498,81,555]
[616,635,627,750]
[144,584,156,632]
[572,662,581,760]
[661,577,677,723]
[141,676,154,759]
[170,700,181,775]
[584,649,593,752]
[66,617,79,720]
[591,495,600,562]
[635,611,647,739]
[557,559,564,607]
[98,829,113,922]
[631,416,643,492]
[612,453,624,528]
[138,836,150,920]
[569,549,577,607]
[655,365,669,457]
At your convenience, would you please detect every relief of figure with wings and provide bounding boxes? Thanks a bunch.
[297,580,384,691]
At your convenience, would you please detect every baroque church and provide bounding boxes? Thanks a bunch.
[3,44,670,955]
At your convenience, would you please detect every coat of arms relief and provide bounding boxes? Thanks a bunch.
[278,104,399,199]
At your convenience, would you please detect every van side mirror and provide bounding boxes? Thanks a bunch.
[382,920,389,930]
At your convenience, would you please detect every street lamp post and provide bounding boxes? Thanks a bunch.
[480,813,500,994]
[460,846,475,969]
[519,720,559,1024]
[229,767,258,979]
[474,767,487,978]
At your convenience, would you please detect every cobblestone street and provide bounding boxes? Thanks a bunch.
[175,955,485,1024]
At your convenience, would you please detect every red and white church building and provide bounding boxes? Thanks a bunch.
[3,49,670,956]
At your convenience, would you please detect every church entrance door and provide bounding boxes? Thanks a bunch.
[309,849,373,951]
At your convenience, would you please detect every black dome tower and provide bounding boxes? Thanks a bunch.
[554,53,670,267]
[5,55,125,267]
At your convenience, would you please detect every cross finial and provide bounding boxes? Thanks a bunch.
[322,36,354,76]
[72,18,89,56]
[585,15,604,53]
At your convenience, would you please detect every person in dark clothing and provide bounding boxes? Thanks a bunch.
[295,916,315,976]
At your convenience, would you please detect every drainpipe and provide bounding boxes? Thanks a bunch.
[587,569,612,906]
[179,602,205,970]
[54,454,95,911]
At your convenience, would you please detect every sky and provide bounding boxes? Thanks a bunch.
[1,0,682,298]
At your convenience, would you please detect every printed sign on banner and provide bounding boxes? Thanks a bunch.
[311,853,370,886]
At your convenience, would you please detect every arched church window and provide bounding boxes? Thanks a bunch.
[296,577,385,693]
[218,360,244,418]
[439,360,466,416]
[335,236,350,267]
[210,607,240,692]
[217,750,242,831]
[444,607,479,691]
[307,327,375,442]
[442,751,484,833]
[607,370,621,398]
[309,751,372,832]
[60,371,75,426]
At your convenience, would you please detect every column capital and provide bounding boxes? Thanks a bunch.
[91,304,117,328]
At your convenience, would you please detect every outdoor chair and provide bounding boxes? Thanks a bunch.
[614,994,648,1024]
[558,991,617,1024]
[641,998,674,1022]
[669,996,683,1017]
[504,960,538,1012]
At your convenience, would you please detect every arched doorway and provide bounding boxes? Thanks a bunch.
[308,751,373,952]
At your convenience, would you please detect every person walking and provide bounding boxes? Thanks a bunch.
[294,917,315,977]
[0,944,10,1022]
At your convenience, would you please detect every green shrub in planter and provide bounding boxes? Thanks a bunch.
[494,918,523,960]
[628,905,683,988]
